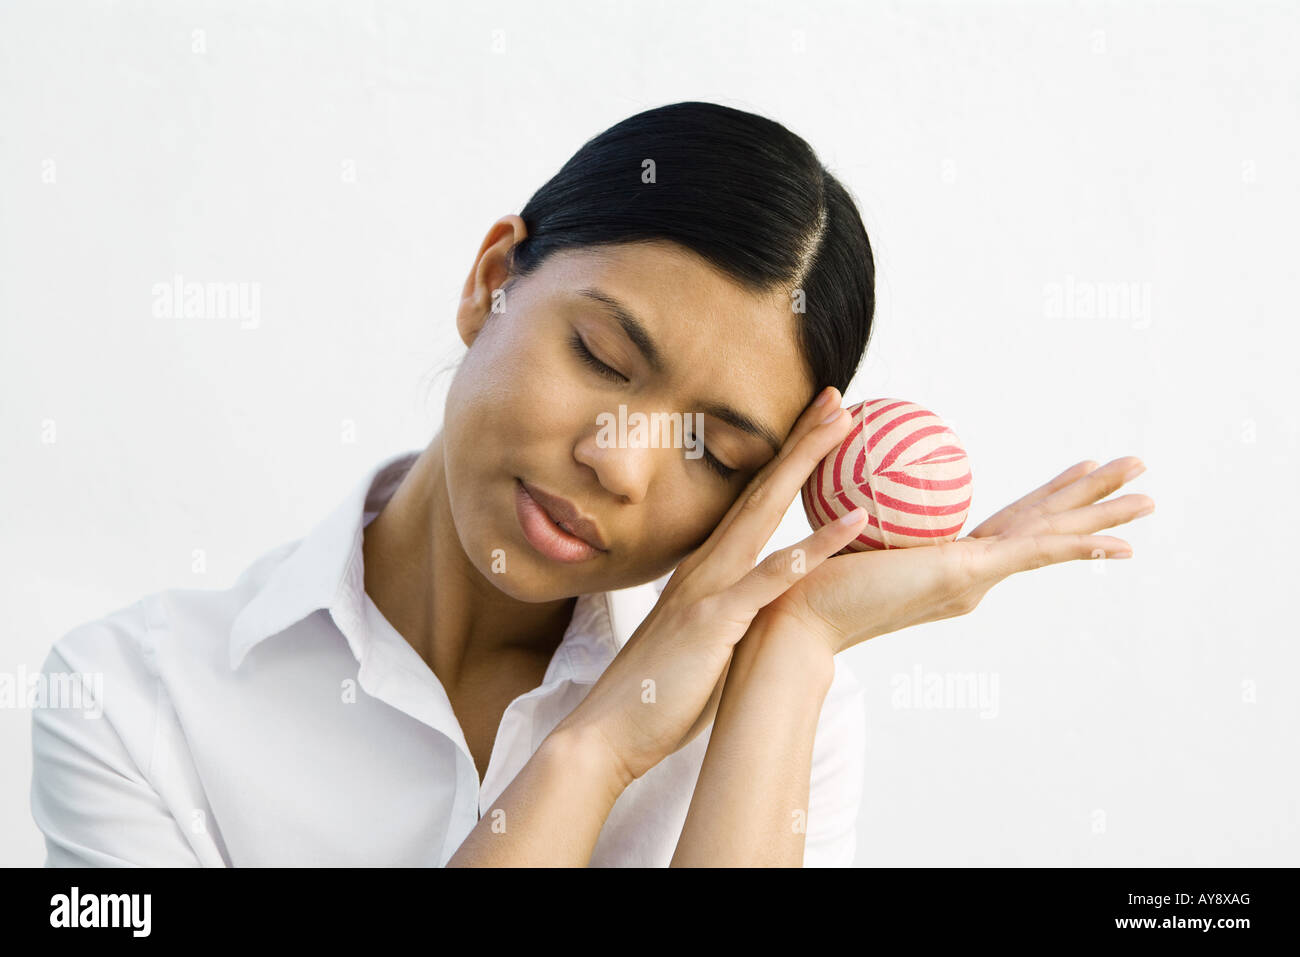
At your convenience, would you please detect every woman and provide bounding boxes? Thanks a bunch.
[30,101,1152,867]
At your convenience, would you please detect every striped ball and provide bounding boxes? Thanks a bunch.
[801,398,973,553]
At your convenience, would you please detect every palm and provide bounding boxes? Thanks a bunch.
[760,456,1154,654]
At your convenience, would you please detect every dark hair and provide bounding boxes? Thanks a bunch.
[504,100,875,399]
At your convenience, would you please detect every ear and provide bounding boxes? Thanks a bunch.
[456,215,529,347]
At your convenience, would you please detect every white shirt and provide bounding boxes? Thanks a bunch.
[30,450,866,866]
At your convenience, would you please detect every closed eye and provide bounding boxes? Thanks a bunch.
[570,331,738,482]
[569,332,628,384]
[689,430,738,481]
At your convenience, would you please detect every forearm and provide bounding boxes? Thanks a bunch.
[671,622,834,867]
[447,727,628,866]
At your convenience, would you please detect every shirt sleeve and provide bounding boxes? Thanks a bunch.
[801,656,867,867]
[30,610,204,867]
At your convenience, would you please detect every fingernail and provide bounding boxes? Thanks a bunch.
[821,405,845,425]
[813,387,836,410]
[1135,504,1155,518]
[1110,549,1133,559]
[837,507,867,526]
[1123,463,1146,482]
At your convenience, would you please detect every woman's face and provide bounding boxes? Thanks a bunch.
[445,221,817,600]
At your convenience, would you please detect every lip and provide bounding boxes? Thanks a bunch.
[515,478,608,562]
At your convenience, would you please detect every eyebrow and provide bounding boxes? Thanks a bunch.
[576,286,784,456]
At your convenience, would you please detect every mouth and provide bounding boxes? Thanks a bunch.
[514,478,608,563]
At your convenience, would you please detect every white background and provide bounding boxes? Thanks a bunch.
[2,0,1296,866]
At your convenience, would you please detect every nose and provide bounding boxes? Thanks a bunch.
[574,430,659,505]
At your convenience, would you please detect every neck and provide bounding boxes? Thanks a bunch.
[362,433,576,687]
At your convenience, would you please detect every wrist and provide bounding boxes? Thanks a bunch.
[543,720,635,801]
[739,614,836,699]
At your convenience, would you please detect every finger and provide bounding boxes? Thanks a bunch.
[1039,456,1146,513]
[680,394,852,587]
[725,507,869,617]
[670,387,843,582]
[785,387,845,455]
[704,404,855,582]
[711,387,844,541]
[985,532,1135,579]
[1014,460,1101,510]
[1028,493,1155,537]
[965,459,1098,538]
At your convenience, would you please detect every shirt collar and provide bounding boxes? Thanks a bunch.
[228,451,657,677]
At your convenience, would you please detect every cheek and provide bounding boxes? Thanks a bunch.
[643,483,736,557]
[477,318,578,409]
[450,328,554,428]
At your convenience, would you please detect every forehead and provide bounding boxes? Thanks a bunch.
[535,241,815,440]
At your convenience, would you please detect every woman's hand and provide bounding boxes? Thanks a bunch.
[552,387,872,786]
[758,456,1156,655]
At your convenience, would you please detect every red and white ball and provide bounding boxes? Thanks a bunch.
[801,398,973,553]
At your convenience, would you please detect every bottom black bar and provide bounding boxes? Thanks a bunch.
[2,866,1284,944]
